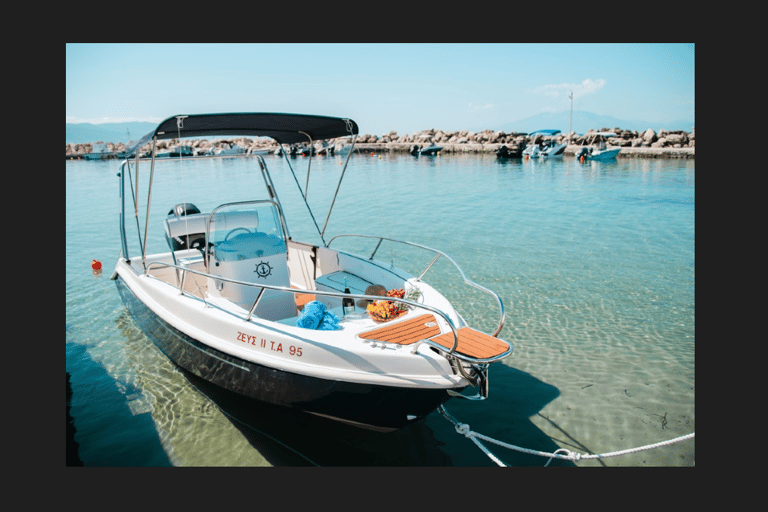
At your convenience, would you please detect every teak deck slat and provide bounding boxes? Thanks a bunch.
[358,314,510,360]
[358,314,441,345]
[430,328,510,359]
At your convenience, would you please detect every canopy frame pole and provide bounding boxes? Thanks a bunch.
[124,158,144,260]
[141,136,157,270]
[321,134,357,242]
[280,143,327,245]
[299,131,313,200]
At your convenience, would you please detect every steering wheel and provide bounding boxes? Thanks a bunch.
[224,227,253,242]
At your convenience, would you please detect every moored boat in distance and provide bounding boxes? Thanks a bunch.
[82,142,115,160]
[495,143,525,159]
[522,129,567,159]
[112,113,511,431]
[410,143,443,156]
[576,132,621,161]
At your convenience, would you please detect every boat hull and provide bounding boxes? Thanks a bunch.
[589,148,620,160]
[115,276,458,431]
[495,145,524,159]
[522,143,566,158]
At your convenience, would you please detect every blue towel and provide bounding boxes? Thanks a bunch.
[296,301,340,330]
[318,309,340,330]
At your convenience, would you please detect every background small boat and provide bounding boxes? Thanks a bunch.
[576,132,621,161]
[411,144,443,156]
[522,130,567,159]
[495,144,524,159]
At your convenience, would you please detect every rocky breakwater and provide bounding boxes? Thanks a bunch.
[355,126,695,158]
[65,136,281,160]
[67,127,694,159]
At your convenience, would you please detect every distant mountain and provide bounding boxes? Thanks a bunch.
[66,122,157,144]
[495,110,694,135]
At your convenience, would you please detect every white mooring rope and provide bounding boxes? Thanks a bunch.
[437,406,694,467]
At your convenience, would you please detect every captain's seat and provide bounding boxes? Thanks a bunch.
[205,204,297,321]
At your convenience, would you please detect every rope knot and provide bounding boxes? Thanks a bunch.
[545,448,581,466]
[455,423,472,437]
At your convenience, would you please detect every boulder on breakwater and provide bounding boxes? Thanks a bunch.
[356,127,694,158]
[365,126,694,148]
[66,126,695,159]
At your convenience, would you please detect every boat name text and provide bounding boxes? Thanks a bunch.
[236,331,303,357]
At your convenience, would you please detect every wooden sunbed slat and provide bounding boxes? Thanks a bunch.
[430,328,510,359]
[359,314,511,360]
[358,314,441,345]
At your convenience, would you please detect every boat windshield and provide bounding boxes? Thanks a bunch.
[209,202,287,262]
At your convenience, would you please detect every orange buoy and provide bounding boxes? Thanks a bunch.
[91,259,102,271]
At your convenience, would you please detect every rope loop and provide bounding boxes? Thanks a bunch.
[438,405,694,467]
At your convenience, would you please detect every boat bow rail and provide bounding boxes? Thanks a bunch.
[326,234,506,338]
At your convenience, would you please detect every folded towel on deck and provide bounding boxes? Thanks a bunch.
[296,301,340,330]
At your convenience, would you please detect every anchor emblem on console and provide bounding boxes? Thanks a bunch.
[254,261,273,279]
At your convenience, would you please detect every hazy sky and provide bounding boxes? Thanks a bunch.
[66,43,694,135]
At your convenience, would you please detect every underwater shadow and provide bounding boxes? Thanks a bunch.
[114,306,454,466]
[427,363,579,467]
[115,301,582,466]
[66,371,84,467]
[180,368,453,466]
[180,360,579,467]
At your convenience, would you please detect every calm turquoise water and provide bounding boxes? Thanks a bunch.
[65,151,695,466]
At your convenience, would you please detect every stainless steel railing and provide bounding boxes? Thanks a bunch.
[144,260,457,355]
[140,259,508,366]
[325,234,506,338]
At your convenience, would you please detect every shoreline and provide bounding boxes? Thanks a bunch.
[66,142,694,160]
[66,126,695,160]
[354,143,694,159]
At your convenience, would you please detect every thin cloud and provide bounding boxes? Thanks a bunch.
[533,78,607,99]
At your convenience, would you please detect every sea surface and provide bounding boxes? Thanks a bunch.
[66,150,695,466]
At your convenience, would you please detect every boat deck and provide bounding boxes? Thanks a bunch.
[358,314,509,360]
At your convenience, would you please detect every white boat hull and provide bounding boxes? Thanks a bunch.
[576,146,621,161]
[588,147,620,160]
[523,142,567,158]
[113,252,470,430]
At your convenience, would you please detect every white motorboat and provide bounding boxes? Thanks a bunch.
[82,142,115,160]
[522,130,567,159]
[112,113,511,431]
[314,140,334,155]
[575,132,621,161]
[157,145,194,158]
[333,143,353,156]
[214,143,247,156]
